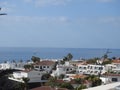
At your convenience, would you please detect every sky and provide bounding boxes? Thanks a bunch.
[0,0,120,48]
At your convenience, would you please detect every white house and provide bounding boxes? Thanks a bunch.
[9,70,47,83]
[0,62,26,70]
[77,64,106,75]
[105,64,116,72]
[51,61,76,77]
[33,60,55,73]
[0,62,11,70]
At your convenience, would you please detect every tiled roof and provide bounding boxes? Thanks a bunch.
[31,86,68,90]
[112,60,120,63]
[33,61,55,66]
[106,74,120,76]
[71,74,86,79]
[55,79,65,83]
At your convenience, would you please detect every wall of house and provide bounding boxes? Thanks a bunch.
[13,71,28,78]
[77,65,106,75]
[34,65,53,73]
[107,75,120,82]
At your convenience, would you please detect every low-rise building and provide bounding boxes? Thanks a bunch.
[51,62,76,77]
[0,62,11,70]
[9,70,47,83]
[0,62,25,70]
[77,64,106,75]
[105,64,116,71]
[33,61,55,73]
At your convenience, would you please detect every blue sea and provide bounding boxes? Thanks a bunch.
[0,47,120,63]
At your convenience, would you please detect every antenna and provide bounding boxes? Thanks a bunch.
[106,49,112,55]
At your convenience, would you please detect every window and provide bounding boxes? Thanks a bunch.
[90,66,92,69]
[94,71,98,73]
[99,67,103,70]
[35,66,39,68]
[84,67,86,69]
[43,66,46,68]
[40,66,42,69]
[112,78,118,82]
[47,66,49,68]
[66,68,69,71]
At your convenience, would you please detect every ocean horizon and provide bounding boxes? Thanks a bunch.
[0,47,120,63]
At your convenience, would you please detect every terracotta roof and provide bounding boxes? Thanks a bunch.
[112,59,120,63]
[106,74,120,76]
[55,79,65,83]
[31,86,68,90]
[76,62,87,66]
[34,61,55,66]
[71,74,86,79]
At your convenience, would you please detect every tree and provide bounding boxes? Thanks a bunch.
[20,60,23,63]
[102,60,112,65]
[60,60,65,65]
[12,60,16,63]
[91,77,102,87]
[31,56,40,63]
[75,84,87,90]
[41,73,51,80]
[85,75,102,87]
[59,74,65,79]
[103,54,108,59]
[67,53,73,61]
[87,57,100,64]
[63,56,68,61]
[74,78,84,84]
[60,53,73,65]
[22,77,30,90]
[47,77,57,88]
[60,82,74,90]
[24,64,33,70]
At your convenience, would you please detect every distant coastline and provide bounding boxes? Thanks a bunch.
[0,47,120,63]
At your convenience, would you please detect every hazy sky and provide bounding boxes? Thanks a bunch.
[0,0,120,48]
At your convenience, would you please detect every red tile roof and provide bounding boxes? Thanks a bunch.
[71,74,86,79]
[112,60,120,63]
[106,74,120,76]
[34,61,55,66]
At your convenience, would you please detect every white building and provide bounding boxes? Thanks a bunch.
[33,61,55,73]
[0,62,26,70]
[112,60,120,69]
[105,64,116,71]
[77,64,106,75]
[9,70,47,83]
[51,61,76,77]
[0,62,11,70]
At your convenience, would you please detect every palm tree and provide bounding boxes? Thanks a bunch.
[75,84,87,90]
[74,78,84,84]
[22,77,30,90]
[48,77,57,88]
[60,82,74,90]
[41,73,51,80]
[67,53,73,60]
[31,56,40,63]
